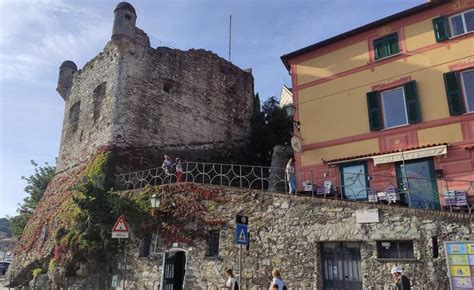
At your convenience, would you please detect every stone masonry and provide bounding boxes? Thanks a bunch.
[109,184,471,290]
[56,2,253,174]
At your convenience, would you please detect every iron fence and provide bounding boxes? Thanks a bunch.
[115,162,474,213]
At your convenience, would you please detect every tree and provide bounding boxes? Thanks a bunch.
[248,95,292,165]
[10,160,56,237]
[0,218,12,237]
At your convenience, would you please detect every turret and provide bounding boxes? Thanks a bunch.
[56,60,77,101]
[112,2,137,42]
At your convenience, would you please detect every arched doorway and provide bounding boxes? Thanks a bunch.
[161,249,187,290]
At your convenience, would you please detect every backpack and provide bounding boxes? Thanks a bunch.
[234,281,239,290]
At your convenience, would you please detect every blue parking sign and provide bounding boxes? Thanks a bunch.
[235,223,248,245]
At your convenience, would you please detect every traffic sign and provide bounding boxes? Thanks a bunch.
[112,215,129,239]
[236,214,248,225]
[236,223,248,245]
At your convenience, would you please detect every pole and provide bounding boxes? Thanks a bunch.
[123,239,127,289]
[239,244,242,289]
[400,149,412,208]
[229,15,232,63]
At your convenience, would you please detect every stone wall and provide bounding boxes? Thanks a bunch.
[56,22,253,173]
[115,184,472,290]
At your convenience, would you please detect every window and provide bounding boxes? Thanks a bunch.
[340,162,369,201]
[366,81,421,131]
[377,241,414,259]
[450,9,474,37]
[373,33,399,60]
[443,69,474,115]
[433,9,474,42]
[206,230,220,257]
[138,234,152,257]
[381,87,407,128]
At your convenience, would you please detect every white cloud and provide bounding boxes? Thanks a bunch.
[0,0,110,84]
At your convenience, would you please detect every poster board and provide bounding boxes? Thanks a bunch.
[445,241,474,290]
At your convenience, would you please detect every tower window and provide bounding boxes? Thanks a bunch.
[68,101,81,133]
[125,14,132,20]
[93,82,106,122]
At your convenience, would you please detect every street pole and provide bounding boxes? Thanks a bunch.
[123,239,127,290]
[400,149,412,208]
[239,244,242,289]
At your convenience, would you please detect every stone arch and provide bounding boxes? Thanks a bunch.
[68,101,81,133]
[93,82,106,122]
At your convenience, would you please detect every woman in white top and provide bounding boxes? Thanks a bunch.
[270,269,286,290]
[223,268,237,290]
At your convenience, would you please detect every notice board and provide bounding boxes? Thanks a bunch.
[445,241,474,290]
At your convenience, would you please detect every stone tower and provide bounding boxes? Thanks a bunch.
[55,2,254,173]
[56,60,77,100]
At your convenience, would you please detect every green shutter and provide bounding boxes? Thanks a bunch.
[367,91,382,131]
[388,33,400,55]
[433,16,450,42]
[443,72,465,115]
[403,80,421,124]
[374,38,387,60]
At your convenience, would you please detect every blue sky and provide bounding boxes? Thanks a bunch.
[0,0,422,217]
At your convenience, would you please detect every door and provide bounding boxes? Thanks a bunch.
[340,163,369,201]
[396,158,440,210]
[321,242,362,290]
[162,251,186,290]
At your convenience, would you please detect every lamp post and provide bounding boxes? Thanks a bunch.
[150,194,161,255]
[283,104,301,130]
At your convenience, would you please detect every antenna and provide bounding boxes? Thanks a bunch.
[229,14,232,63]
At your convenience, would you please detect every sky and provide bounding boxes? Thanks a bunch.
[0,0,422,217]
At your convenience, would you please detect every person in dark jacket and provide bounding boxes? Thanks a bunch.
[391,266,411,290]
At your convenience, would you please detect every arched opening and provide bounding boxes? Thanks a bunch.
[161,249,186,290]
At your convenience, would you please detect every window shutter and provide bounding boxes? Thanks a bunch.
[138,235,152,257]
[403,80,421,124]
[443,72,465,115]
[388,34,400,55]
[432,16,450,42]
[366,91,382,131]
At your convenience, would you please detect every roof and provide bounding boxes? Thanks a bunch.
[323,143,448,164]
[59,60,77,70]
[115,2,136,15]
[281,0,447,71]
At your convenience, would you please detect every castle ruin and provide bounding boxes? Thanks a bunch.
[56,2,254,174]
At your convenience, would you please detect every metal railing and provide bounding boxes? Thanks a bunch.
[115,162,474,213]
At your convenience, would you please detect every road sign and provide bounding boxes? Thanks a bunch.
[236,223,248,245]
[111,275,118,287]
[112,215,129,239]
[236,214,248,225]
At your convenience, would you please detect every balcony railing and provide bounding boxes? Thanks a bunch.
[115,162,474,213]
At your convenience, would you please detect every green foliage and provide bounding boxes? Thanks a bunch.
[10,213,32,237]
[10,160,56,237]
[0,217,12,237]
[248,95,292,165]
[32,268,44,277]
[48,258,58,272]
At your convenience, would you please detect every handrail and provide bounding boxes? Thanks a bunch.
[115,161,474,213]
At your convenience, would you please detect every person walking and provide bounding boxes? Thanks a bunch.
[161,154,172,183]
[285,158,297,194]
[269,269,287,290]
[222,268,238,290]
[391,266,411,290]
[175,157,183,182]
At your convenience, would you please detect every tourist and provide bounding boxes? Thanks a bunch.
[223,268,238,290]
[162,154,172,183]
[269,269,287,290]
[285,158,296,194]
[175,157,183,182]
[391,266,411,290]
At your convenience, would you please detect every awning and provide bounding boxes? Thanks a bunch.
[372,145,447,165]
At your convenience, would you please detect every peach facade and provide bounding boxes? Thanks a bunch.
[283,0,474,208]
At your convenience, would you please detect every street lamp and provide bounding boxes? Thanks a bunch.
[150,193,160,209]
[283,104,301,130]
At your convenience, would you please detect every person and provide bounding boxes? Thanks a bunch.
[269,269,287,290]
[223,268,238,290]
[391,266,411,290]
[285,158,296,194]
[175,157,183,182]
[161,154,172,183]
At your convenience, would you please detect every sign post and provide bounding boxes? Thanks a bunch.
[235,214,249,289]
[444,240,474,290]
[112,215,130,290]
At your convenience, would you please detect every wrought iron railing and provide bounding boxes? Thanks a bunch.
[115,162,474,213]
